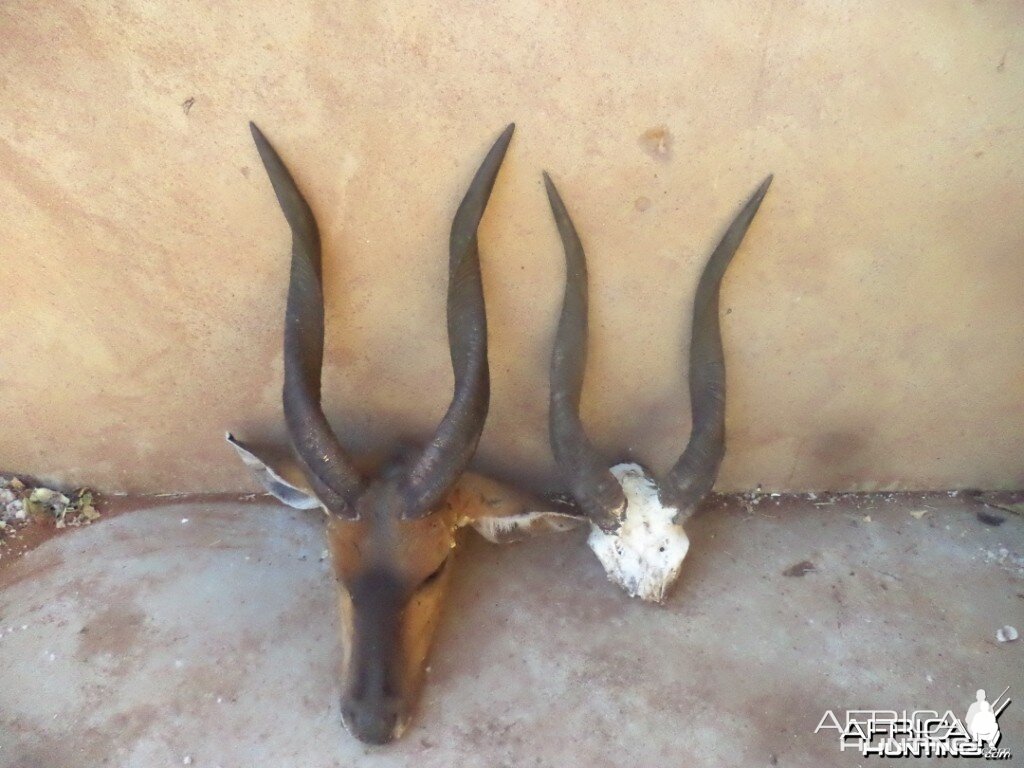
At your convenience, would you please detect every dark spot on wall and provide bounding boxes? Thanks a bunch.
[181,96,195,115]
[810,431,869,486]
[811,431,865,463]
[638,125,673,162]
[635,196,651,212]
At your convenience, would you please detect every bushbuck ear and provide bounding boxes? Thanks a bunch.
[225,433,322,510]
[451,473,585,544]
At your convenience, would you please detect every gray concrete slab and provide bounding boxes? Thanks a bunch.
[1,497,1021,767]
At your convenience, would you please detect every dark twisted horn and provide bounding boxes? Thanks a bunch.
[544,173,626,532]
[399,124,515,518]
[661,175,772,520]
[250,123,365,517]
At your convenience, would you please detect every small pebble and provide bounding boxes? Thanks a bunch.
[183,756,193,766]
[181,518,190,524]
[996,625,1019,643]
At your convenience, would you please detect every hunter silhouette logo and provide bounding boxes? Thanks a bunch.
[815,686,1013,759]
[965,687,1009,748]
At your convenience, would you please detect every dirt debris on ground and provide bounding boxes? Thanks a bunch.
[1,482,1021,578]
[0,477,27,524]
[1,476,100,563]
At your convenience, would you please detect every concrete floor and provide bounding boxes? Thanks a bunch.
[1,496,1021,767]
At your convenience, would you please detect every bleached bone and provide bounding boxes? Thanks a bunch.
[543,171,772,602]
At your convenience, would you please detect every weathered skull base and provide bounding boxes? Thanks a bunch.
[587,463,690,603]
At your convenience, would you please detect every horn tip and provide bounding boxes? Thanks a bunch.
[542,171,563,208]
[742,174,773,213]
[492,123,515,156]
[248,123,276,165]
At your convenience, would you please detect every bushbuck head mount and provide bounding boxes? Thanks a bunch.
[229,124,582,744]
[542,172,772,602]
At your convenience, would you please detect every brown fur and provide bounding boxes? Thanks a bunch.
[318,472,581,742]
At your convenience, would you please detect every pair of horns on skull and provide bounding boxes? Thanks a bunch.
[228,122,771,744]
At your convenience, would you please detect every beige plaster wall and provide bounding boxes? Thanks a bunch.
[1,1,1022,494]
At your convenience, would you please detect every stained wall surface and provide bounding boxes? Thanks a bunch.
[1,1,1022,494]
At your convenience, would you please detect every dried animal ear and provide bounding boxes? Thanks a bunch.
[452,473,585,544]
[468,506,585,544]
[226,433,321,510]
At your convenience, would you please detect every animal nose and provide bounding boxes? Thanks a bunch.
[341,698,404,745]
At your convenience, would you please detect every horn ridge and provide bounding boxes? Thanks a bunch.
[400,125,515,518]
[544,172,627,532]
[250,122,365,516]
[662,175,772,519]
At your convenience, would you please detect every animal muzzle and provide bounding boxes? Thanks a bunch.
[340,695,407,745]
[340,636,410,744]
[340,574,412,744]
